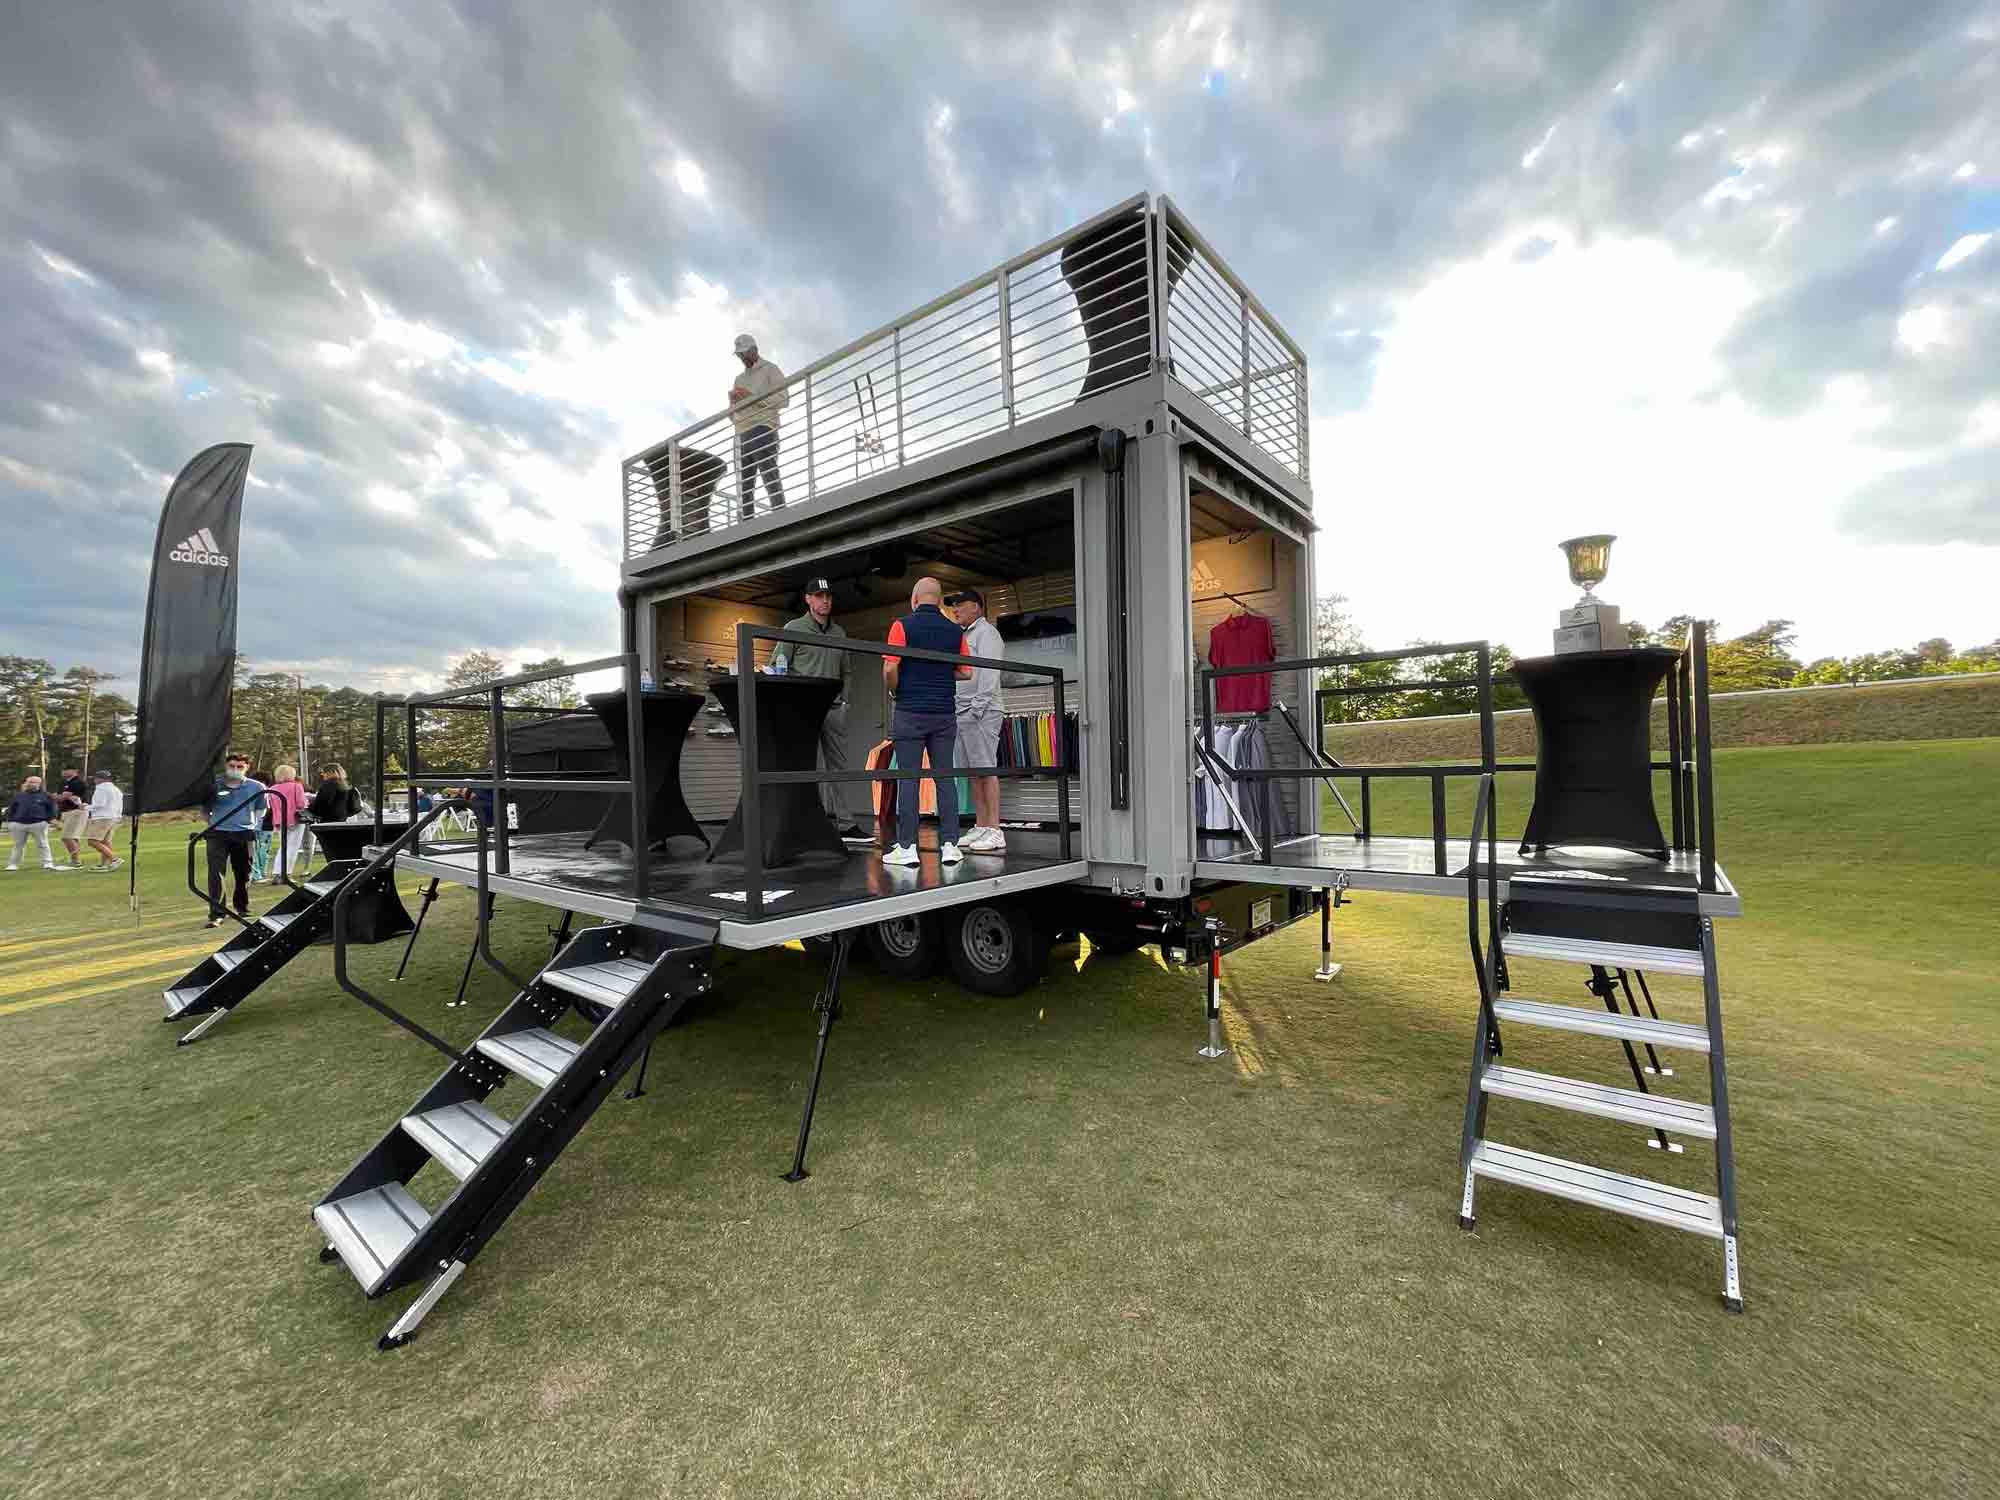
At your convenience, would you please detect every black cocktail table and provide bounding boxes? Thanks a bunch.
[300,819,415,943]
[705,673,847,867]
[582,688,708,851]
[312,819,408,862]
[1512,648,1679,858]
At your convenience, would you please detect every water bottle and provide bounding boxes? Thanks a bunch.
[641,665,655,692]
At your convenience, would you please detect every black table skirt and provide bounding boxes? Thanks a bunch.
[1512,648,1678,858]
[583,689,708,850]
[705,673,847,867]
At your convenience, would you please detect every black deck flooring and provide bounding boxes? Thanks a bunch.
[406,825,1081,924]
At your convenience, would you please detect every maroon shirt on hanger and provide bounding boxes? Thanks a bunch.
[1209,612,1276,712]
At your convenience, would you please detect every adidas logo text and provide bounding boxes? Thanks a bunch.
[169,527,230,567]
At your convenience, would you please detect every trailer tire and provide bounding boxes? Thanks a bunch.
[948,900,1043,997]
[1081,928,1144,957]
[866,913,942,979]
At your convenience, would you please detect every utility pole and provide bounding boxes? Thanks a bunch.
[82,679,93,777]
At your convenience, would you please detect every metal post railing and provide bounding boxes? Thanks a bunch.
[487,684,510,875]
[1239,291,1252,437]
[667,439,683,540]
[892,326,905,464]
[804,371,816,503]
[372,693,387,845]
[997,268,1015,424]
[736,622,763,920]
[1693,621,1718,893]
[623,600,650,902]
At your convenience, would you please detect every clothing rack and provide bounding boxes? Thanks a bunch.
[1192,590,1264,610]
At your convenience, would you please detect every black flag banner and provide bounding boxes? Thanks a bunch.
[133,442,252,815]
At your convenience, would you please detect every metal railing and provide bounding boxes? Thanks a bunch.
[372,649,650,901]
[1204,643,1500,877]
[1155,195,1308,480]
[728,623,1075,920]
[1310,623,1721,891]
[622,194,1309,560]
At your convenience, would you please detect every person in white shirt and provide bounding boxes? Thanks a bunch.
[85,769,124,869]
[727,333,790,520]
[948,589,1007,853]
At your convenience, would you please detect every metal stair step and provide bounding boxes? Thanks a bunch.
[162,986,208,1017]
[474,1028,581,1090]
[313,1182,431,1294]
[540,957,653,1010]
[1470,1140,1724,1238]
[1490,998,1710,1053]
[1480,1064,1716,1137]
[400,1100,510,1182]
[1501,932,1706,976]
[305,879,341,896]
[259,911,301,933]
[211,948,248,972]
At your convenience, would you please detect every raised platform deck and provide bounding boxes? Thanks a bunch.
[1194,833,1741,917]
[385,828,1089,949]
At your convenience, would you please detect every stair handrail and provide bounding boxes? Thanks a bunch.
[1464,771,1503,1056]
[331,797,491,1072]
[185,785,299,925]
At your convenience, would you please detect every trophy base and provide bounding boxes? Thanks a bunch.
[1554,600,1629,654]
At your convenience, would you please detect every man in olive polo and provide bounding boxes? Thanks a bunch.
[769,576,864,834]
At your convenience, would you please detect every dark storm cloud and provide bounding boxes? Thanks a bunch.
[3,0,1996,686]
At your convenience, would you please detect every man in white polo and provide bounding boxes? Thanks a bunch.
[85,768,123,870]
[727,332,789,520]
[948,588,1006,853]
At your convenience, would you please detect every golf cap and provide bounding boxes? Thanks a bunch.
[733,333,757,354]
[944,587,984,608]
[803,577,833,595]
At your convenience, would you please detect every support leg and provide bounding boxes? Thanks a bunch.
[1312,888,1342,982]
[1457,1005,1495,1230]
[1617,968,1672,1077]
[625,1042,653,1101]
[394,878,441,981]
[549,909,575,958]
[1198,919,1227,1058]
[177,1003,233,1047]
[449,894,493,1008]
[783,929,853,1182]
[378,1259,466,1351]
[1588,966,1677,1153]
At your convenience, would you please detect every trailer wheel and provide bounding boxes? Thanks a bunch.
[866,913,941,978]
[1081,928,1144,957]
[948,900,1043,997]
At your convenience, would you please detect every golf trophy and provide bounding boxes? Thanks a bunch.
[1552,534,1629,653]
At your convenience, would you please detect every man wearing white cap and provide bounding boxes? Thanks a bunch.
[728,333,789,520]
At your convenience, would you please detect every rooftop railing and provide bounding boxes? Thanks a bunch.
[622,194,1308,562]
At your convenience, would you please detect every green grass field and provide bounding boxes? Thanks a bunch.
[2,740,1994,1498]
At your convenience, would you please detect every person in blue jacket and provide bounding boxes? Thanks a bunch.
[4,775,61,871]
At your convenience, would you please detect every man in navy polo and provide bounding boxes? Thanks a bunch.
[881,576,971,867]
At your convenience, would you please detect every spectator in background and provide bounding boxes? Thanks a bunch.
[54,767,89,869]
[202,752,264,927]
[85,769,122,870]
[881,577,972,868]
[309,764,361,823]
[4,775,61,871]
[248,768,274,881]
[264,764,309,881]
[414,785,435,816]
[727,333,789,520]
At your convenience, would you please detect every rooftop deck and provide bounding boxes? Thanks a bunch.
[621,193,1308,563]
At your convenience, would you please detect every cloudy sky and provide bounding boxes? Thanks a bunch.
[4,0,1997,692]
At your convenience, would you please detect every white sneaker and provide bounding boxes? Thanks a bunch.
[973,827,1006,853]
[940,842,963,865]
[881,843,920,867]
[3,864,16,872]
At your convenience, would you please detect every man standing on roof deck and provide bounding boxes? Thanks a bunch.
[948,589,1006,854]
[769,576,866,837]
[728,333,789,521]
[881,577,971,868]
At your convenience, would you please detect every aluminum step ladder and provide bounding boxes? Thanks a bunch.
[313,917,716,1349]
[160,860,373,1044]
[1457,867,1743,1311]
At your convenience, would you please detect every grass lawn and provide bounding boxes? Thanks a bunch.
[1,741,1994,1499]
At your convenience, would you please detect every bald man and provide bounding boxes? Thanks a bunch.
[881,577,973,866]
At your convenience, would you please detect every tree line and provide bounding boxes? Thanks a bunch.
[1310,598,2000,723]
[1,652,579,801]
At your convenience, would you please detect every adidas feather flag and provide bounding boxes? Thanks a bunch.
[133,443,252,824]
